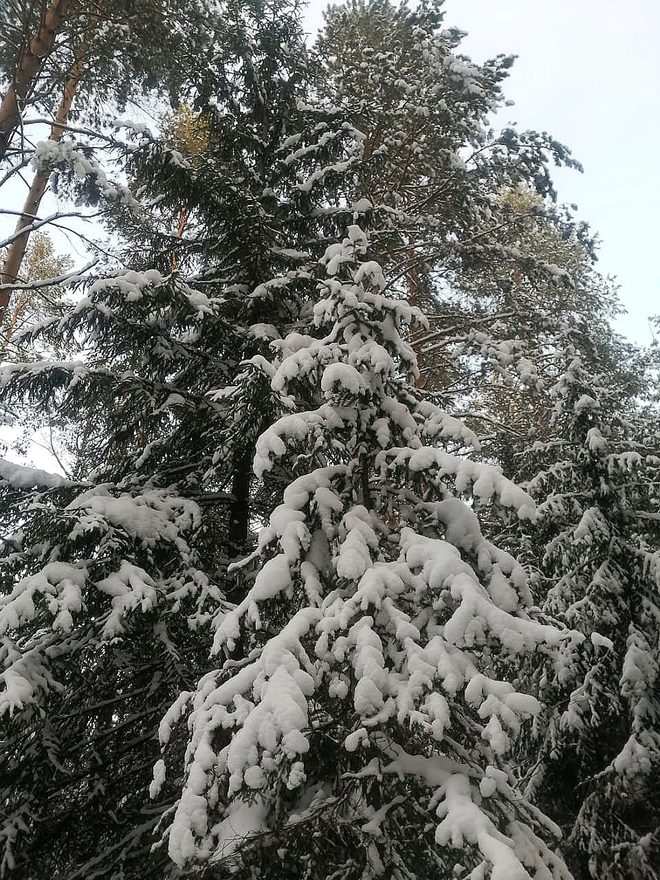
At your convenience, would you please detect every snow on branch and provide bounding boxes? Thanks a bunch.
[0,458,72,490]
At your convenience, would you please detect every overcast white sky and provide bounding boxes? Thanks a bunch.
[305,0,660,344]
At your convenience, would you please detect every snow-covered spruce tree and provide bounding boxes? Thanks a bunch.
[0,288,231,879]
[0,6,311,880]
[96,0,381,553]
[0,1,396,875]
[515,353,660,880]
[159,224,576,879]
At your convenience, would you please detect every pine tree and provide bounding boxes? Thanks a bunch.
[0,232,71,363]
[314,0,600,452]
[0,0,221,152]
[0,0,223,323]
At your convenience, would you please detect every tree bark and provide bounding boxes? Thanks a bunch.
[0,287,29,359]
[228,452,252,553]
[0,0,71,160]
[170,206,190,270]
[0,41,86,325]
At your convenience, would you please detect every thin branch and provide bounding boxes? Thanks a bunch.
[0,210,98,249]
[0,259,97,293]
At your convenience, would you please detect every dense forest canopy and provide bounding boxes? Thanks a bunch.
[0,2,658,879]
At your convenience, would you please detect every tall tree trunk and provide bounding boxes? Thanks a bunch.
[0,0,70,160]
[228,451,252,553]
[407,259,429,389]
[0,42,86,325]
[170,207,190,270]
[0,287,29,360]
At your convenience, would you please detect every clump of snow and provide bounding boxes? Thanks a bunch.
[0,458,73,490]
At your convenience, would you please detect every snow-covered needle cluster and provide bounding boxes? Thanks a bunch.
[0,1,657,879]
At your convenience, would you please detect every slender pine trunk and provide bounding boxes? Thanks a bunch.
[228,452,252,553]
[0,40,87,326]
[0,0,70,159]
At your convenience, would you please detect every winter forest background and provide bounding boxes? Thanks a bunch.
[0,1,658,879]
